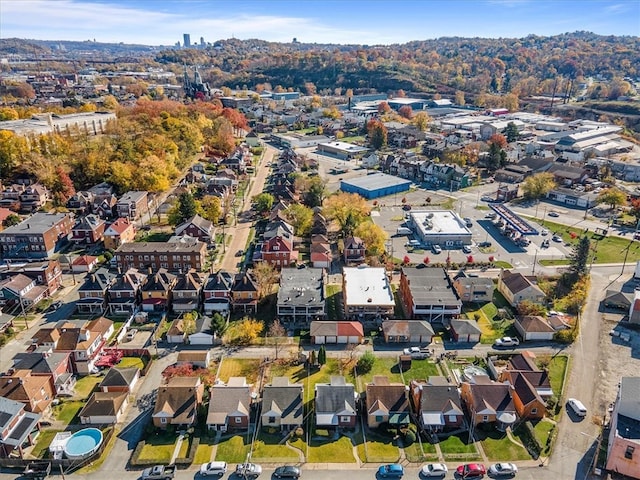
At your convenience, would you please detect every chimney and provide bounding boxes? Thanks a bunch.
[148,267,153,275]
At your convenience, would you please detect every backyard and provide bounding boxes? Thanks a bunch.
[217,358,262,384]
[463,291,516,344]
[325,284,342,321]
[73,375,102,398]
[52,400,84,425]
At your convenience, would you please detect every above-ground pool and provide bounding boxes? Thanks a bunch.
[63,428,103,459]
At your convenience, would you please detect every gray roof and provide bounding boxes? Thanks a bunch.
[450,319,482,335]
[117,239,205,254]
[402,267,461,306]
[79,268,117,292]
[277,268,325,307]
[207,377,252,425]
[12,352,69,374]
[261,377,304,425]
[617,377,640,439]
[1,212,71,235]
[315,376,356,414]
[100,367,139,388]
[0,396,24,431]
[382,320,434,337]
[341,172,411,191]
[417,383,464,415]
[117,190,147,204]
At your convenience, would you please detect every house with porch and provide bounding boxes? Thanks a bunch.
[11,351,75,397]
[203,271,233,315]
[261,377,304,431]
[152,376,204,429]
[409,377,465,434]
[207,377,252,432]
[460,376,517,431]
[314,376,357,429]
[399,267,462,322]
[365,376,410,429]
[0,370,55,416]
[71,214,106,244]
[343,236,366,265]
[276,268,326,325]
[230,272,259,313]
[76,268,117,314]
[0,274,48,311]
[175,215,215,243]
[107,268,147,315]
[141,269,177,312]
[172,270,205,314]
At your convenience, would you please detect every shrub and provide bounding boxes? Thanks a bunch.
[356,351,376,374]
[403,429,416,446]
[554,328,578,344]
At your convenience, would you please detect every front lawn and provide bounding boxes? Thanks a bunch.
[217,358,261,384]
[215,434,251,463]
[53,400,84,425]
[291,433,356,463]
[401,359,441,383]
[194,437,214,464]
[438,432,478,456]
[251,432,299,461]
[137,433,176,463]
[477,428,531,461]
[73,375,102,399]
[403,438,437,462]
[353,429,399,463]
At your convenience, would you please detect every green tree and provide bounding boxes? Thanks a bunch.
[318,345,327,366]
[487,142,507,171]
[569,235,591,277]
[367,119,387,150]
[210,312,228,337]
[356,350,375,374]
[252,192,275,215]
[2,214,21,228]
[505,122,519,142]
[303,176,326,208]
[521,172,557,201]
[597,187,627,210]
[168,191,200,226]
[284,203,313,236]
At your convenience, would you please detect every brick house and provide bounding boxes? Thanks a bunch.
[0,212,74,259]
[172,270,205,314]
[152,376,204,429]
[409,377,465,433]
[175,215,215,243]
[203,271,233,314]
[261,377,304,431]
[314,376,357,429]
[141,269,177,312]
[207,377,252,432]
[343,236,366,265]
[366,376,410,429]
[108,268,147,315]
[103,217,136,250]
[230,271,259,313]
[115,237,207,272]
[116,191,148,220]
[0,370,56,415]
[77,268,117,314]
[261,235,297,268]
[71,214,106,244]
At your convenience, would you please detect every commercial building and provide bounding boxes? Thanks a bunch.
[407,210,472,247]
[342,266,395,320]
[340,172,411,200]
[316,141,369,160]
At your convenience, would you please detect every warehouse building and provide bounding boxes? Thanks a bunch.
[408,210,472,247]
[316,141,369,160]
[340,173,411,200]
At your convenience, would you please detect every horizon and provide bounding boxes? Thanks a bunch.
[1,0,638,47]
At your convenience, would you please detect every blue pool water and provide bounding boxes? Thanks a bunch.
[64,428,103,459]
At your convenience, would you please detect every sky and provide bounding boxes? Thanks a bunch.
[1,0,638,46]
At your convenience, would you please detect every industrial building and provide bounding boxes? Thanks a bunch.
[340,173,411,200]
[316,141,369,160]
[407,210,472,247]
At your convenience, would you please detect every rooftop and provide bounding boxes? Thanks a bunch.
[343,266,394,307]
[341,172,411,191]
[277,268,325,307]
[410,210,470,237]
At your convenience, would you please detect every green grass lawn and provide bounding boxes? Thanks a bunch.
[533,419,556,453]
[53,400,84,425]
[401,359,441,383]
[438,432,478,456]
[73,375,102,399]
[294,434,356,463]
[138,433,176,463]
[194,437,214,464]
[283,359,354,404]
[340,135,366,144]
[118,356,145,370]
[178,437,190,458]
[536,355,569,397]
[352,430,399,463]
[325,285,342,321]
[532,218,640,264]
[403,438,437,462]
[217,358,261,384]
[30,430,62,458]
[493,261,513,268]
[251,432,299,461]
[215,435,251,463]
[463,291,515,344]
[478,428,532,461]
[355,357,403,392]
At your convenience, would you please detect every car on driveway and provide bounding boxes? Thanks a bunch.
[47,301,63,312]
[403,347,421,355]
[378,464,404,477]
[493,337,520,348]
[421,463,448,477]
[456,463,486,478]
[274,465,300,478]
[478,241,492,248]
[488,463,518,477]
[548,211,560,217]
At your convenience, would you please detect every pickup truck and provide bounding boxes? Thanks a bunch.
[141,465,176,480]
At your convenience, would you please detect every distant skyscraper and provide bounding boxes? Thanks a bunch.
[200,37,205,47]
[183,33,191,48]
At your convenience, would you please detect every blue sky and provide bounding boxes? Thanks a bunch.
[1,0,638,46]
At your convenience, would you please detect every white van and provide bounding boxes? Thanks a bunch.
[396,227,413,236]
[567,398,587,417]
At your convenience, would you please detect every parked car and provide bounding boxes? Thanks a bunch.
[552,235,563,243]
[403,347,421,355]
[541,229,549,236]
[421,463,448,477]
[548,211,560,217]
[406,239,421,248]
[456,463,486,478]
[274,465,301,478]
[478,241,492,248]
[464,217,473,227]
[462,245,472,254]
[493,337,520,348]
[199,461,227,476]
[481,195,494,202]
[125,328,138,341]
[485,212,497,219]
[541,239,550,248]
[378,463,404,477]
[567,398,587,417]
[47,301,63,312]
[402,204,412,211]
[235,249,244,257]
[432,244,442,254]
[235,462,262,477]
[488,463,518,477]
[141,465,176,480]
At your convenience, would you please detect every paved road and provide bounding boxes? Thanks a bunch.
[218,145,275,273]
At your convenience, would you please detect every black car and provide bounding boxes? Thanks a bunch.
[273,465,301,478]
[235,250,244,257]
[47,301,63,312]
[478,241,492,248]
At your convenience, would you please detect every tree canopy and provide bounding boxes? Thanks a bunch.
[323,192,371,237]
[521,172,557,201]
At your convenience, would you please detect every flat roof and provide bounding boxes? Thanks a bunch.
[387,97,425,105]
[318,141,368,153]
[341,172,411,191]
[343,266,394,307]
[410,210,470,236]
[489,204,538,235]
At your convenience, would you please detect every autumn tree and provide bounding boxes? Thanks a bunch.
[412,111,431,131]
[181,311,199,336]
[284,203,313,236]
[252,192,275,215]
[367,119,387,150]
[200,195,222,224]
[51,166,76,206]
[488,133,508,149]
[521,172,557,201]
[516,300,547,317]
[377,102,391,114]
[169,191,200,226]
[353,222,388,257]
[630,198,640,223]
[597,187,627,210]
[234,317,264,345]
[252,263,279,301]
[267,318,287,359]
[398,105,413,119]
[323,192,371,237]
[455,90,466,106]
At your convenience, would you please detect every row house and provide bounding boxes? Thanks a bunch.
[310,211,328,236]
[420,161,470,191]
[103,217,136,250]
[172,270,205,314]
[0,396,42,459]
[0,184,49,213]
[108,268,148,315]
[77,268,118,314]
[276,268,326,325]
[175,214,215,244]
[261,220,297,268]
[231,271,259,313]
[0,370,55,416]
[11,351,75,397]
[115,236,207,272]
[399,267,462,322]
[141,269,178,312]
[0,259,63,296]
[343,236,366,266]
[30,317,114,374]
[203,271,234,315]
[0,274,48,310]
[71,214,106,244]
[0,212,74,260]
[310,234,332,269]
[116,191,148,220]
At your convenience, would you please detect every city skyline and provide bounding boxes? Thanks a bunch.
[0,0,638,47]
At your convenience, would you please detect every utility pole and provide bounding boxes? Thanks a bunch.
[19,293,29,329]
[532,249,538,275]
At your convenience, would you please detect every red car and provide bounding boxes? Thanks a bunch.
[456,463,486,478]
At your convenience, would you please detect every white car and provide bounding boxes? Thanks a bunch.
[421,463,448,477]
[541,229,548,236]
[403,347,421,355]
[200,461,227,476]
[462,245,472,254]
[494,336,520,347]
[235,463,262,478]
[488,462,518,477]
[432,244,442,254]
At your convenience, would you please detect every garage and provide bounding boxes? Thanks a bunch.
[310,321,364,345]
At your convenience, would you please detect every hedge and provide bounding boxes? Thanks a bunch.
[174,436,199,468]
